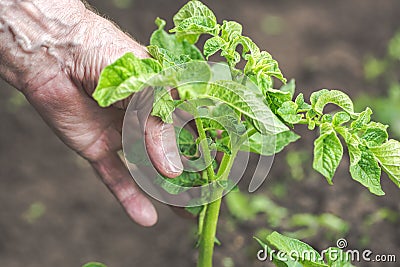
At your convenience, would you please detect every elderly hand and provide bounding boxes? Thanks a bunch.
[0,0,183,226]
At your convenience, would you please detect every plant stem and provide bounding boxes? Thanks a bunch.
[241,75,248,85]
[195,117,216,182]
[237,127,259,145]
[197,153,236,267]
[245,127,258,138]
[194,116,241,267]
[197,197,222,267]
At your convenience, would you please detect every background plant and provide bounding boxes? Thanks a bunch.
[356,30,400,138]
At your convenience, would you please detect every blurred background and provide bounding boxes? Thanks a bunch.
[1,0,399,266]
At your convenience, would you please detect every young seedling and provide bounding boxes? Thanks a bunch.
[92,1,400,266]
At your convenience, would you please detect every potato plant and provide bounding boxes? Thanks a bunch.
[92,1,400,266]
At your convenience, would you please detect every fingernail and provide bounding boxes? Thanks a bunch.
[165,149,184,177]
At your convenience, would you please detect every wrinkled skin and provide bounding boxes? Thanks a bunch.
[0,1,183,226]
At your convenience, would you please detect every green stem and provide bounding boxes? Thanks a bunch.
[195,117,216,182]
[245,127,258,138]
[228,64,236,81]
[195,115,243,267]
[297,119,309,125]
[237,127,259,145]
[197,198,222,267]
[197,153,236,267]
[241,75,248,85]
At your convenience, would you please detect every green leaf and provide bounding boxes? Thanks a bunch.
[351,107,372,129]
[332,111,351,126]
[307,120,316,131]
[336,126,362,166]
[175,61,211,99]
[370,139,400,188]
[204,80,288,134]
[321,114,333,123]
[172,17,220,43]
[203,36,226,59]
[149,17,203,67]
[210,102,240,119]
[350,147,384,196]
[82,263,107,267]
[244,51,286,94]
[211,139,232,155]
[219,21,245,65]
[346,140,362,167]
[241,130,300,156]
[313,90,354,115]
[324,247,355,267]
[201,110,241,133]
[361,124,388,147]
[295,93,312,112]
[156,171,204,195]
[210,62,233,81]
[175,127,197,157]
[202,21,258,67]
[209,20,247,66]
[147,45,179,67]
[202,103,246,150]
[93,53,162,107]
[310,89,329,107]
[176,98,216,116]
[185,205,204,216]
[313,126,343,184]
[152,87,175,123]
[277,101,303,124]
[239,35,262,57]
[280,79,296,98]
[171,0,219,44]
[265,232,328,267]
[220,20,243,41]
[266,89,293,114]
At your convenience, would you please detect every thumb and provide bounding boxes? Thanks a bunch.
[138,111,183,178]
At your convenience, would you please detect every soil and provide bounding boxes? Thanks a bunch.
[1,0,399,266]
